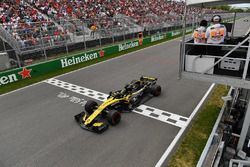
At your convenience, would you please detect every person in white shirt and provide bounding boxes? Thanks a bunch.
[192,20,208,44]
[206,15,227,44]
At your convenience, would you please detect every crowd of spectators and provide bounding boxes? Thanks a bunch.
[0,0,226,50]
[26,0,224,30]
[0,0,68,49]
[26,0,189,27]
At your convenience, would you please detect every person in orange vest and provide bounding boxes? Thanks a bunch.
[138,32,143,45]
[206,15,227,44]
[90,24,97,38]
[192,20,208,44]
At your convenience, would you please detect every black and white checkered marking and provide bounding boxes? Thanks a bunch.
[44,78,188,128]
[133,105,188,128]
[45,78,108,101]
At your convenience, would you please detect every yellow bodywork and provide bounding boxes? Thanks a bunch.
[83,76,157,126]
[93,122,104,127]
[141,76,156,80]
[84,95,130,126]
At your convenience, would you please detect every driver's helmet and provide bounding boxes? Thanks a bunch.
[124,84,133,92]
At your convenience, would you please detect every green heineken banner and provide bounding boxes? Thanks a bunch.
[166,32,172,38]
[151,34,165,42]
[172,31,181,37]
[0,29,183,87]
[118,41,140,51]
[186,28,193,33]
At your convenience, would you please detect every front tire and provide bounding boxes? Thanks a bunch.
[85,100,98,115]
[107,110,121,126]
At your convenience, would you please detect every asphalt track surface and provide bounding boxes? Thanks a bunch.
[233,16,250,36]
[0,17,249,167]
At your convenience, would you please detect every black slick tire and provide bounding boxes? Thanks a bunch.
[107,110,121,125]
[85,100,98,114]
[151,85,161,96]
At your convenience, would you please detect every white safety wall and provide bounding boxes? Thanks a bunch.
[0,52,9,70]
[187,0,221,6]
[187,0,250,6]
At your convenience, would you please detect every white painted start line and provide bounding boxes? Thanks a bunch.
[44,78,189,128]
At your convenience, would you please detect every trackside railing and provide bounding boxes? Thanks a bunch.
[197,87,233,167]
[229,159,250,167]
[0,26,21,53]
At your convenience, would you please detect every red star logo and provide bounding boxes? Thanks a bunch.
[18,68,32,79]
[99,49,105,57]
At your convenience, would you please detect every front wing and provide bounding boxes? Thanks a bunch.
[74,112,109,133]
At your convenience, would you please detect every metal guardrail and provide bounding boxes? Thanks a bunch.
[196,87,234,167]
[0,26,21,53]
[229,159,250,167]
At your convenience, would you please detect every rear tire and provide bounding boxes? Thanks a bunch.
[107,110,121,126]
[151,85,161,96]
[85,100,98,115]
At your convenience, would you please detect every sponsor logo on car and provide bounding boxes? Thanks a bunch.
[61,52,98,68]
[118,41,139,52]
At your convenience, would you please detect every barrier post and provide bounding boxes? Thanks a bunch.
[65,20,69,55]
[111,23,115,44]
[123,18,126,41]
[2,39,6,52]
[81,23,87,50]
[39,25,47,60]
[15,52,21,67]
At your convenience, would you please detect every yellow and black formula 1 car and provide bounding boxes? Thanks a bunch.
[74,76,161,133]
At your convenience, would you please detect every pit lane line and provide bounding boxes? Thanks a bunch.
[44,78,189,128]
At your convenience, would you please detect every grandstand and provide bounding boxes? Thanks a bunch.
[0,0,227,69]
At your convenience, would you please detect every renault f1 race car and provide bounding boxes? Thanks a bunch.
[74,76,161,133]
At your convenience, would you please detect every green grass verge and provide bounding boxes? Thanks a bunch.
[168,85,229,167]
[0,34,182,95]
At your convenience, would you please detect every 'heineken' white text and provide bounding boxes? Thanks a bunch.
[0,74,18,86]
[118,41,139,52]
[151,35,164,42]
[61,52,98,68]
[172,31,181,36]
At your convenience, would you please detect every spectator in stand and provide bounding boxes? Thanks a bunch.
[90,23,97,38]
[0,0,62,48]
